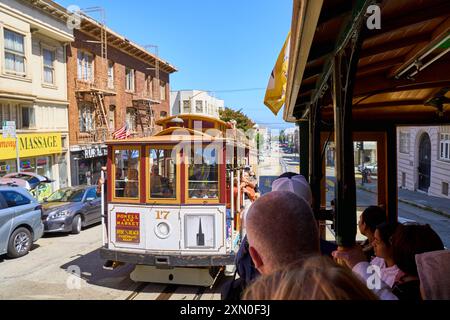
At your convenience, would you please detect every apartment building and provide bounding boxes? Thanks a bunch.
[170,90,224,119]
[67,15,177,185]
[398,126,450,199]
[0,0,73,193]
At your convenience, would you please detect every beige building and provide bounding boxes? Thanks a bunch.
[0,0,73,195]
[398,126,450,199]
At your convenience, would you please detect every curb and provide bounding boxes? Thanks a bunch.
[356,185,450,219]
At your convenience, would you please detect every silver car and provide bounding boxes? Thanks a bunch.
[0,185,44,258]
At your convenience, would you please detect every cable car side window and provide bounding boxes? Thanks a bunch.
[149,148,177,199]
[113,147,140,200]
[187,145,219,200]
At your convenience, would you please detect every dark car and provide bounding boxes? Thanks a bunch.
[42,186,101,234]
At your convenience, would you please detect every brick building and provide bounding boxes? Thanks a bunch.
[67,16,177,186]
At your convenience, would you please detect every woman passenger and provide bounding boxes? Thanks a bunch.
[370,222,400,287]
[390,223,444,300]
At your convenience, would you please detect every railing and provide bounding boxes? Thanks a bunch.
[76,128,112,144]
[74,77,111,92]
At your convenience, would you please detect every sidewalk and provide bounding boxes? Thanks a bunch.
[357,181,450,219]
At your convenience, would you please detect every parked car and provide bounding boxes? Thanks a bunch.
[357,163,378,175]
[42,186,101,234]
[0,172,54,202]
[0,185,44,258]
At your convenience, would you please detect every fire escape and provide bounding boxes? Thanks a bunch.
[74,7,115,144]
[132,45,160,137]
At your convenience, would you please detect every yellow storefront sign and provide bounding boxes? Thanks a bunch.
[0,133,62,160]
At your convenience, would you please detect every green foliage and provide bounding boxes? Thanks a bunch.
[219,107,255,131]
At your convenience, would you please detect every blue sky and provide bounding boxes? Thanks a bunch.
[57,0,294,130]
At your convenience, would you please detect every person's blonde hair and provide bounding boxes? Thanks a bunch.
[243,255,378,300]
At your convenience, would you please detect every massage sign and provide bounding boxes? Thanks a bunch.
[116,213,140,243]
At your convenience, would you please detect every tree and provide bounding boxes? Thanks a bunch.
[279,130,286,144]
[219,107,255,131]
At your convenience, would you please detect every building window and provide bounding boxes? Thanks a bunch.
[146,75,153,97]
[20,106,35,129]
[402,172,406,188]
[195,100,203,113]
[0,103,12,123]
[126,108,137,132]
[4,29,26,75]
[79,104,94,132]
[439,133,450,161]
[107,61,114,88]
[42,48,55,84]
[109,105,116,130]
[125,68,135,91]
[183,100,190,113]
[399,132,410,154]
[160,81,166,100]
[442,182,449,196]
[77,51,94,82]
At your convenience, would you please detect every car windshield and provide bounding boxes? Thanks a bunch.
[9,174,40,185]
[46,189,85,202]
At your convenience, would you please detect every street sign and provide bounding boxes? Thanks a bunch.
[2,121,16,138]
[2,121,20,172]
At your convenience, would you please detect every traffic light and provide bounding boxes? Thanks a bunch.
[356,142,363,150]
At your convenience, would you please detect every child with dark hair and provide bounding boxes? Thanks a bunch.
[391,223,444,300]
[358,206,387,260]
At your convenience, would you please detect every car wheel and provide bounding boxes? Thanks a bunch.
[7,227,32,258]
[71,215,82,234]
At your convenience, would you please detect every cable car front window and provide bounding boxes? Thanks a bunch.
[114,148,140,199]
[188,146,218,199]
[149,148,176,199]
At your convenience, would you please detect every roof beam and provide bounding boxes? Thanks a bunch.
[360,33,430,58]
[357,57,405,77]
[354,57,450,97]
[388,17,450,78]
[367,2,450,37]
[355,100,425,109]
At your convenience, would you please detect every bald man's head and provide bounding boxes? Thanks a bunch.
[246,191,319,275]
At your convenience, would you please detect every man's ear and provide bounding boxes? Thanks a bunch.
[249,246,264,272]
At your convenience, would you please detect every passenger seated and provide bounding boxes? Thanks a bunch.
[246,191,320,276]
[391,223,444,300]
[150,166,163,197]
[370,222,400,287]
[271,172,337,256]
[243,255,378,300]
[416,250,450,300]
[358,206,387,261]
[333,223,444,300]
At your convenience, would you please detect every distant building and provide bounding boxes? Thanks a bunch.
[170,90,224,119]
[398,126,450,199]
[0,0,74,192]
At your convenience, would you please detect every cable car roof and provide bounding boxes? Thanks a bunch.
[285,0,450,125]
[156,114,229,127]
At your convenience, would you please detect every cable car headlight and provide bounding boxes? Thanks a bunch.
[155,222,171,239]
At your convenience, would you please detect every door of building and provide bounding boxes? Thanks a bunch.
[418,133,431,192]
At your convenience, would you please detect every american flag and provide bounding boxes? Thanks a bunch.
[112,123,131,140]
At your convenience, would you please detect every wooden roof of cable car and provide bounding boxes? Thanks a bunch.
[104,127,252,148]
[155,113,229,128]
[285,0,450,125]
[105,127,227,145]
